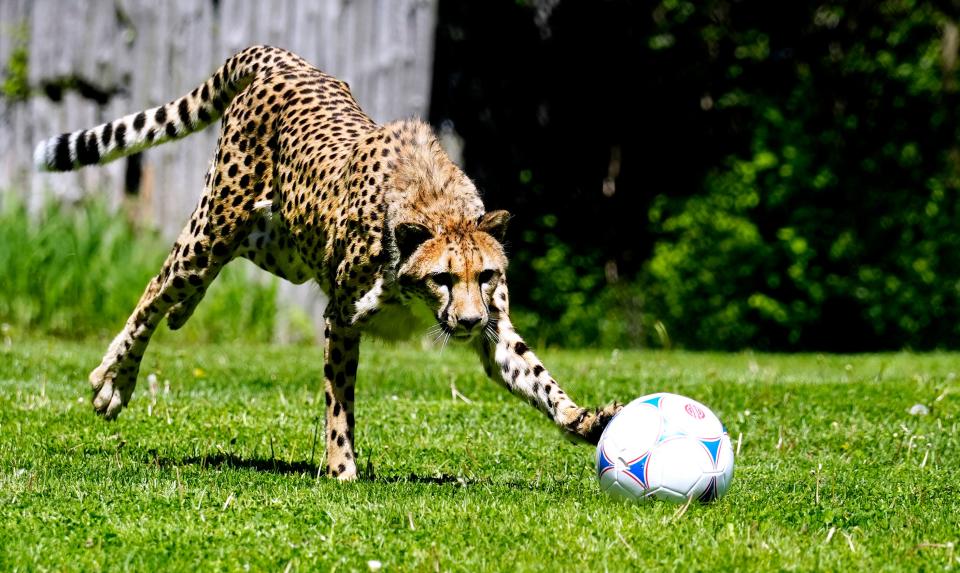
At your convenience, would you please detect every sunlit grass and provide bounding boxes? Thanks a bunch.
[1,338,957,571]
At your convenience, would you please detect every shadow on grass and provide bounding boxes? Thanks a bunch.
[160,453,321,476]
[158,452,540,488]
[374,473,482,486]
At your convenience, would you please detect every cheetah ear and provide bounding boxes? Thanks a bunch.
[394,222,433,261]
[478,210,510,242]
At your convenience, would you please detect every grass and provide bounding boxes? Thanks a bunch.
[1,337,958,571]
[0,198,281,343]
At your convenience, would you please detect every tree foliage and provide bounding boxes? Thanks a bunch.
[432,0,960,350]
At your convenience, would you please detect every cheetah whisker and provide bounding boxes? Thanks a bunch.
[484,322,500,345]
[440,331,452,353]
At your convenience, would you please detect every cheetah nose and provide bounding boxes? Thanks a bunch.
[458,317,481,331]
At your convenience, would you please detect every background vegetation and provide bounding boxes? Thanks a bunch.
[0,199,280,344]
[4,1,959,352]
[431,0,960,350]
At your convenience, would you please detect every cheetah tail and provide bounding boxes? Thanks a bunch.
[33,45,297,172]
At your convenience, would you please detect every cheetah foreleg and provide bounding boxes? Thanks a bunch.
[90,280,168,419]
[322,318,360,480]
[474,281,621,444]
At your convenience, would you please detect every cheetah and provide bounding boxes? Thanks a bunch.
[34,46,621,480]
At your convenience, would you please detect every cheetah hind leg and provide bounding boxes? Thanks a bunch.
[90,218,239,419]
[166,290,204,330]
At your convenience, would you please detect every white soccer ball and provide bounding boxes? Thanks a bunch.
[596,392,734,503]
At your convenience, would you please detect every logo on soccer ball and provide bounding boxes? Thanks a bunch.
[684,403,705,419]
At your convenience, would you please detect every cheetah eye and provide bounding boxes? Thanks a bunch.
[478,269,495,285]
[430,272,453,288]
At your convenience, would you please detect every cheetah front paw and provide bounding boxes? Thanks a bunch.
[566,401,623,444]
[327,462,358,481]
[89,361,138,420]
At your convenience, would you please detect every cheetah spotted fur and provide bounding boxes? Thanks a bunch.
[34,46,621,480]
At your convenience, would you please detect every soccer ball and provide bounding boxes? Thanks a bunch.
[596,392,734,503]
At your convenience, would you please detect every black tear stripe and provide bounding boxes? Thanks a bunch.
[53,133,72,170]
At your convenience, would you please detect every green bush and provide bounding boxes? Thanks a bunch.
[509,215,651,348]
[438,0,960,351]
[0,198,278,343]
[503,1,960,351]
[642,0,960,350]
[644,156,792,350]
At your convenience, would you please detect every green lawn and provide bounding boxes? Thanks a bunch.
[1,337,957,571]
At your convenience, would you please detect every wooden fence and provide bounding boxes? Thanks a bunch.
[0,0,438,341]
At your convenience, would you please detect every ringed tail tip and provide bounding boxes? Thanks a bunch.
[34,139,54,172]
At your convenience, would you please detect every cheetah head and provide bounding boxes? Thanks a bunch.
[395,210,510,341]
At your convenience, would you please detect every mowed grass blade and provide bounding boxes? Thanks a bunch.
[0,340,957,571]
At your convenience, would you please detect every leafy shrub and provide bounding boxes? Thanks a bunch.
[435,0,960,350]
[643,4,960,351]
[509,215,651,348]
